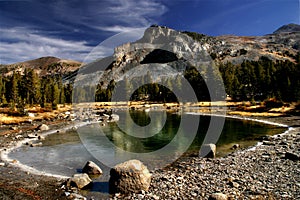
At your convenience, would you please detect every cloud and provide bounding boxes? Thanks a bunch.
[49,0,167,32]
[0,27,93,64]
[0,0,168,64]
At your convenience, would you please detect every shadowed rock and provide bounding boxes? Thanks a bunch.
[67,173,92,189]
[199,143,216,158]
[82,161,103,175]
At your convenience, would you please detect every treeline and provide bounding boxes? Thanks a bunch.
[91,68,217,103]
[219,56,300,102]
[1,56,299,113]
[0,69,72,112]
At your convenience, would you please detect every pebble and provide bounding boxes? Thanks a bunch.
[121,127,300,199]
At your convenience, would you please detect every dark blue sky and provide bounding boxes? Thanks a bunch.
[0,0,299,64]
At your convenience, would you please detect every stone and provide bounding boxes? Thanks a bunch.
[108,114,120,122]
[284,152,299,161]
[82,161,102,175]
[109,159,152,194]
[10,126,18,130]
[30,142,42,147]
[37,124,49,131]
[231,144,240,150]
[199,144,216,158]
[68,173,92,189]
[27,133,39,138]
[28,113,35,117]
[208,193,228,200]
[38,135,45,140]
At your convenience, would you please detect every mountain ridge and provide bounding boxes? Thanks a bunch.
[0,56,82,77]
[1,23,299,79]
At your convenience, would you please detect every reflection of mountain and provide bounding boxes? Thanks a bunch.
[104,110,175,153]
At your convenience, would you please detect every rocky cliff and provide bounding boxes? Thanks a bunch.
[75,24,300,88]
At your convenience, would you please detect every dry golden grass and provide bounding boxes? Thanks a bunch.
[227,111,283,117]
[0,104,72,125]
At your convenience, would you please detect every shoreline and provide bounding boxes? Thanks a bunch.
[1,110,290,179]
[0,106,299,199]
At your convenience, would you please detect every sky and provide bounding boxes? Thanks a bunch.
[0,0,299,64]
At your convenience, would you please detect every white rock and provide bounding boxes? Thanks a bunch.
[199,143,216,158]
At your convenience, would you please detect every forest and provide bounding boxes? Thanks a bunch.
[0,56,299,114]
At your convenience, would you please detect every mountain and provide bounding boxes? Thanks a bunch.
[74,24,300,89]
[273,23,300,34]
[0,56,82,77]
[2,24,299,84]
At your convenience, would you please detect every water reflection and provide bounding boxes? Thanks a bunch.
[9,110,286,176]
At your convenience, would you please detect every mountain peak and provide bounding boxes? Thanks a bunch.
[273,23,300,34]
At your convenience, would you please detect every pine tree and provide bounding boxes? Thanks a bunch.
[27,69,41,105]
[9,72,19,110]
[51,82,59,110]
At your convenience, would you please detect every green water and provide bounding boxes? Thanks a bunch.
[10,110,286,177]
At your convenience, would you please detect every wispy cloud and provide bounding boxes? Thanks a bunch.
[49,0,167,32]
[0,27,92,64]
[0,0,168,64]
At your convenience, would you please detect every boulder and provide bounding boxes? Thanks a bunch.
[208,193,228,200]
[109,159,151,194]
[37,124,49,131]
[199,143,216,158]
[68,173,92,189]
[82,161,103,175]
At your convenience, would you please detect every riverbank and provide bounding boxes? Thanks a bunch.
[0,103,299,199]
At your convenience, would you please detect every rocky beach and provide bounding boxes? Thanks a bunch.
[133,115,300,200]
[0,107,299,200]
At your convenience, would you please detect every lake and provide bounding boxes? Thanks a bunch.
[9,109,286,190]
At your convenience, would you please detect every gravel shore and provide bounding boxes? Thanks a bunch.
[118,115,300,200]
[0,114,299,199]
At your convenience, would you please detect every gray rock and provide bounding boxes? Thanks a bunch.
[27,133,39,138]
[108,114,120,122]
[109,159,152,194]
[68,173,92,189]
[208,193,228,200]
[37,124,49,131]
[199,144,216,158]
[30,142,42,147]
[82,161,103,175]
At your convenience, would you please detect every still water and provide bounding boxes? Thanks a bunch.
[9,110,286,178]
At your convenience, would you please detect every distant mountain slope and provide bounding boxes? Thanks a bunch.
[0,56,82,76]
[273,23,300,34]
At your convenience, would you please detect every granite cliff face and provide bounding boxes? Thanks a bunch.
[75,24,300,88]
[75,26,219,88]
